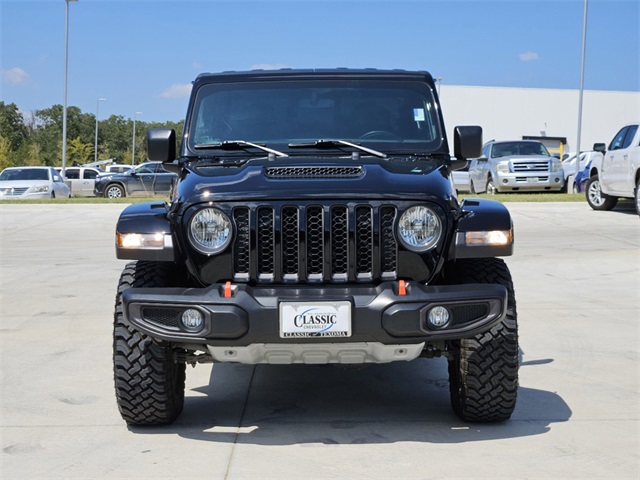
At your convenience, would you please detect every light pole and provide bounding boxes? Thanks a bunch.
[436,77,443,97]
[61,0,78,177]
[94,97,107,164]
[574,0,589,191]
[132,112,142,166]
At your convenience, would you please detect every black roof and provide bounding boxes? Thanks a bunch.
[193,68,435,86]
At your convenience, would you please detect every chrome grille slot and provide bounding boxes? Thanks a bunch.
[380,206,398,278]
[257,207,275,281]
[331,205,349,281]
[232,208,250,281]
[355,206,373,280]
[306,206,324,281]
[281,206,300,281]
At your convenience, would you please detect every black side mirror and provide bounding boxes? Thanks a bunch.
[593,143,606,153]
[147,128,176,163]
[454,126,482,160]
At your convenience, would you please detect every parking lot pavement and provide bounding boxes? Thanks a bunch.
[1,202,638,480]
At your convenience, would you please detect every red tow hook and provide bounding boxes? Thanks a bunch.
[223,281,233,298]
[397,279,408,296]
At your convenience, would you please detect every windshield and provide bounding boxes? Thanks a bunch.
[0,168,50,181]
[491,142,550,158]
[188,79,442,154]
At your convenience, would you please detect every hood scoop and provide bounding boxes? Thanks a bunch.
[264,166,364,179]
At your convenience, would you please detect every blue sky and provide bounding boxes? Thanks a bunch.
[1,0,638,123]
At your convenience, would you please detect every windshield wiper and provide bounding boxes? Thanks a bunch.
[194,140,288,158]
[288,139,387,159]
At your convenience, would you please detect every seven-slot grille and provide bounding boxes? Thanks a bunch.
[232,203,398,283]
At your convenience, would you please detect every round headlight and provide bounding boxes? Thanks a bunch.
[188,208,232,254]
[397,206,442,251]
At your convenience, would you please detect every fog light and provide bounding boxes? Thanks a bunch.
[427,306,450,328]
[181,309,204,330]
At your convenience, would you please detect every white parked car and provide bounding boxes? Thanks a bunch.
[0,166,71,200]
[451,160,472,193]
[586,123,640,215]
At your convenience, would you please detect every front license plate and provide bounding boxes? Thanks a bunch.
[527,177,539,183]
[279,301,352,338]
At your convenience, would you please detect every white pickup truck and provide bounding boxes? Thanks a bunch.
[56,166,102,197]
[586,123,640,215]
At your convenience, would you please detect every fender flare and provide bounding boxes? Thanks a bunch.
[115,202,176,261]
[449,199,514,259]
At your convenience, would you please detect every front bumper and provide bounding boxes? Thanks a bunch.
[495,172,564,191]
[122,281,507,355]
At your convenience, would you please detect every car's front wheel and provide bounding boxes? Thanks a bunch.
[486,176,497,195]
[105,184,125,199]
[635,178,640,216]
[113,261,186,425]
[586,175,617,211]
[444,258,518,422]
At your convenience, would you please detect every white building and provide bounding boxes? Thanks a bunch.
[440,85,640,156]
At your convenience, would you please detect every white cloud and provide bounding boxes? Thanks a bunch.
[160,83,192,99]
[519,51,540,62]
[192,61,203,69]
[1,67,29,85]
[250,63,290,71]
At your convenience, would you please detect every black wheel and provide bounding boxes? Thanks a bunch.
[444,258,518,422]
[585,175,617,211]
[105,184,125,199]
[635,178,640,216]
[113,261,186,425]
[486,176,497,195]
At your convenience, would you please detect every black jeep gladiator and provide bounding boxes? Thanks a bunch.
[112,69,518,425]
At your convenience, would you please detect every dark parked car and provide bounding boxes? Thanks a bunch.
[94,161,176,198]
[112,69,518,426]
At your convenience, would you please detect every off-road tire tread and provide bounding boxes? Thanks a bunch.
[113,261,186,425]
[446,258,518,422]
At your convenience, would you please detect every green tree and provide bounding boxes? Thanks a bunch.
[100,114,132,163]
[0,102,29,151]
[34,105,95,165]
[67,137,93,165]
[0,134,12,170]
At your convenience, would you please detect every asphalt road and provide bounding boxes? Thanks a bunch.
[1,202,638,480]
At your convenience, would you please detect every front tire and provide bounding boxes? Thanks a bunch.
[113,261,186,425]
[635,178,640,216]
[105,184,125,199]
[445,258,518,422]
[586,175,617,211]
[486,176,497,195]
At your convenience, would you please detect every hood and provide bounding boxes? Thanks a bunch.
[0,180,50,188]
[175,156,454,204]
